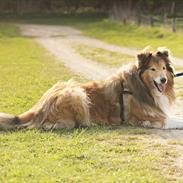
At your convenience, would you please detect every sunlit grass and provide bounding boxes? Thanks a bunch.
[76,19,183,59]
[73,43,134,67]
[1,126,183,183]
[0,22,183,183]
[2,13,183,58]
[0,23,82,115]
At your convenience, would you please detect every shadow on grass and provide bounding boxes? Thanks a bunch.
[46,125,183,140]
[0,23,21,38]
[1,124,183,140]
[0,124,159,136]
[0,12,107,39]
[0,12,107,26]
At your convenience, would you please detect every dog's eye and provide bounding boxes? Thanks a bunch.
[163,67,166,70]
[151,68,156,71]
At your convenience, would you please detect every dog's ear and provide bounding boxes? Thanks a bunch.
[137,47,152,68]
[156,47,169,58]
[157,47,174,75]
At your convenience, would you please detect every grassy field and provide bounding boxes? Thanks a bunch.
[78,19,183,58]
[0,22,183,182]
[0,23,83,115]
[72,43,134,67]
[2,126,183,183]
[4,12,183,58]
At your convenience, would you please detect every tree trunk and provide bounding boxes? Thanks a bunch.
[171,1,176,33]
[111,0,134,24]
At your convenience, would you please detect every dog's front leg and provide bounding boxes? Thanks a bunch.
[164,116,183,129]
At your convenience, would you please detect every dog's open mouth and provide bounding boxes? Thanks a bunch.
[153,80,166,93]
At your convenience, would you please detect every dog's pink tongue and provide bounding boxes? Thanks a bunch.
[158,84,166,92]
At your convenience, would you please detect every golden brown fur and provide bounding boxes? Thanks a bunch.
[0,47,177,130]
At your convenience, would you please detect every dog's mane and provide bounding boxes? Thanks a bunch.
[105,47,175,116]
[121,64,155,107]
[117,63,174,113]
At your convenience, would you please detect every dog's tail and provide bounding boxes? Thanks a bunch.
[0,110,34,130]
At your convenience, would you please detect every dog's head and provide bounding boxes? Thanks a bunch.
[137,47,174,95]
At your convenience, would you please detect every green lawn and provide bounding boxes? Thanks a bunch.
[1,127,183,183]
[0,22,183,183]
[5,12,183,58]
[78,19,183,58]
[0,23,83,115]
[72,43,134,67]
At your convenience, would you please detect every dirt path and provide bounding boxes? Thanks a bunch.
[20,24,116,80]
[20,24,183,140]
[20,24,183,67]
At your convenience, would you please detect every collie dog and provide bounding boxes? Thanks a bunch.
[0,47,183,130]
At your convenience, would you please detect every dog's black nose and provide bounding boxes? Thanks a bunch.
[160,78,167,84]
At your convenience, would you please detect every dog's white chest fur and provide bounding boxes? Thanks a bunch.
[123,90,183,129]
[156,94,183,129]
[155,94,170,114]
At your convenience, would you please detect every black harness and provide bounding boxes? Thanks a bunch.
[119,81,132,123]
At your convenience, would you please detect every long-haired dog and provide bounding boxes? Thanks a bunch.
[0,47,183,130]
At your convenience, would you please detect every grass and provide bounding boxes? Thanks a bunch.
[3,12,183,58]
[78,19,183,58]
[72,43,134,67]
[0,23,83,115]
[0,20,183,182]
[1,127,183,183]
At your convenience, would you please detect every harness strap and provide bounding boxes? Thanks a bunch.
[119,81,132,123]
